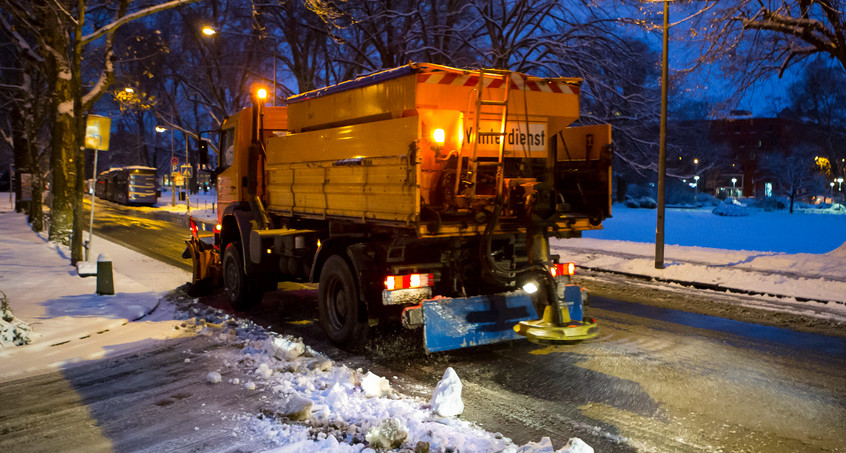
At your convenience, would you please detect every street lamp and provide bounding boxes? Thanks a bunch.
[654,0,672,270]
[156,123,175,206]
[731,177,737,198]
[831,181,836,201]
[202,26,278,106]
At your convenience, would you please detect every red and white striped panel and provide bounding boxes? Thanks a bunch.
[416,71,579,95]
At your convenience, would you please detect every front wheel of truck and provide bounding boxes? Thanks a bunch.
[223,242,264,311]
[318,255,368,348]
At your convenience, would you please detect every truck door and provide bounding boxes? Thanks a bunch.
[217,124,239,211]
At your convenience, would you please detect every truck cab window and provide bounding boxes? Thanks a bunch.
[220,128,235,170]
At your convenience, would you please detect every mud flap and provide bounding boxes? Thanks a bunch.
[422,293,539,353]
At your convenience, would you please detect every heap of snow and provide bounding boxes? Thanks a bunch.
[431,367,464,417]
[164,293,593,452]
[712,198,749,216]
[0,292,33,347]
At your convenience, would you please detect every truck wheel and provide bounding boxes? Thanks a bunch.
[318,255,368,347]
[223,242,264,310]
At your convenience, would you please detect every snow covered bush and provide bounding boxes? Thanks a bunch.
[712,199,749,217]
[624,196,657,209]
[1,291,33,347]
[750,197,786,211]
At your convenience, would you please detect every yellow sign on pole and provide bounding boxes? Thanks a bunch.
[84,115,111,150]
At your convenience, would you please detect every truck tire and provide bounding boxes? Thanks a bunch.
[318,255,368,347]
[223,242,264,311]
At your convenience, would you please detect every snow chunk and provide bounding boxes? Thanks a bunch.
[244,381,256,391]
[430,367,464,417]
[365,417,408,449]
[267,336,306,361]
[515,436,593,453]
[361,371,391,398]
[206,371,222,384]
[271,392,313,421]
[255,363,273,379]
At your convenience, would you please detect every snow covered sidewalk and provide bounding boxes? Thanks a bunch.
[0,211,192,380]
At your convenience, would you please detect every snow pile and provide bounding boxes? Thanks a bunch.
[0,291,33,347]
[430,367,464,417]
[168,293,590,453]
[712,199,749,217]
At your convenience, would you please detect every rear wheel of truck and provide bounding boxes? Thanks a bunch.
[223,242,264,311]
[318,255,368,348]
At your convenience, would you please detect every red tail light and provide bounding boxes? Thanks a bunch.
[384,273,434,290]
[550,262,575,277]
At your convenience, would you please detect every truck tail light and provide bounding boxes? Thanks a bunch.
[550,262,575,277]
[384,273,434,291]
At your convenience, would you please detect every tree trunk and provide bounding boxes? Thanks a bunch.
[48,107,76,247]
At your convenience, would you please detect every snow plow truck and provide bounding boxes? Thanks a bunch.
[185,62,612,352]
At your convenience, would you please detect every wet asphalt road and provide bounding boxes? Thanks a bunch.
[83,199,846,452]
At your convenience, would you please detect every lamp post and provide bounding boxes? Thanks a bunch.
[831,181,836,202]
[838,177,844,202]
[731,177,737,198]
[155,124,174,206]
[654,0,671,270]
[202,26,278,106]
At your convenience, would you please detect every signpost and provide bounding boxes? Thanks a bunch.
[85,115,111,262]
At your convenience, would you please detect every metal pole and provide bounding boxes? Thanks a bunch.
[87,146,99,262]
[272,38,277,106]
[655,0,669,270]
[171,107,176,207]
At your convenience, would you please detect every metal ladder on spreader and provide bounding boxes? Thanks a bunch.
[460,69,513,201]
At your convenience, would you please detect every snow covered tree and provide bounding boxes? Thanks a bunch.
[0,0,200,264]
[763,145,825,213]
[684,0,846,91]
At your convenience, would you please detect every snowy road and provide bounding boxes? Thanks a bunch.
[12,200,838,451]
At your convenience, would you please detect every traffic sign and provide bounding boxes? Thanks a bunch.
[170,157,179,165]
[180,164,193,178]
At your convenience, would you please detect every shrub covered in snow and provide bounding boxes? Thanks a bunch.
[624,196,657,209]
[750,196,786,211]
[712,199,750,217]
[1,291,33,347]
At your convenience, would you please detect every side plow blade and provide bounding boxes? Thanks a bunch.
[422,293,539,353]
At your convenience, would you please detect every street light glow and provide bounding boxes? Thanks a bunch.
[256,88,268,100]
[202,27,216,36]
[124,87,134,93]
[155,126,166,133]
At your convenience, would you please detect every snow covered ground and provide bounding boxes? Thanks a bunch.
[2,191,845,452]
[0,193,594,452]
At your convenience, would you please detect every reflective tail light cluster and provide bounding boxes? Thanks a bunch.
[550,262,575,277]
[384,273,434,291]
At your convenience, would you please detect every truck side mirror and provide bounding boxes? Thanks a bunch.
[199,139,209,169]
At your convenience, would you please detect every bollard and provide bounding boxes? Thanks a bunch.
[96,253,114,295]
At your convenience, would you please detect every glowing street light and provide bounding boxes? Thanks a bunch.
[731,177,737,198]
[124,87,134,93]
[155,126,166,133]
[831,181,836,200]
[202,26,278,106]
